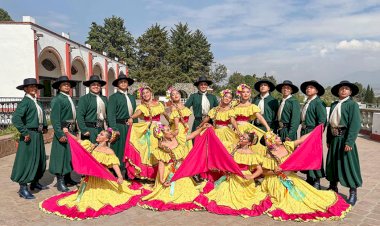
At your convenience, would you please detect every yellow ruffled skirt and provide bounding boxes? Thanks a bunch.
[39,176,142,220]
[171,123,192,153]
[214,126,239,153]
[195,170,272,217]
[261,173,351,221]
[139,162,205,211]
[125,122,159,180]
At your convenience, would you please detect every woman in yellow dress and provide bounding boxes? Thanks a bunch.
[195,132,272,217]
[259,132,351,221]
[198,89,240,153]
[39,128,142,220]
[125,85,167,180]
[139,123,210,211]
[234,84,271,156]
[167,87,192,151]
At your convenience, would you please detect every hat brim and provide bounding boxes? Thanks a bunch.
[112,77,134,87]
[194,80,213,86]
[254,80,275,92]
[16,84,44,90]
[83,80,106,87]
[300,81,325,96]
[52,80,77,89]
[331,82,359,97]
[275,84,299,94]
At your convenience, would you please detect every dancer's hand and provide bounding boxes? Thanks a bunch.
[127,118,133,126]
[344,145,352,152]
[117,177,123,184]
[59,136,67,143]
[163,181,171,187]
[83,131,90,137]
[24,135,31,143]
[62,128,69,133]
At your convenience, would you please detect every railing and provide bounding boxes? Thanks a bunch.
[0,96,79,130]
[360,108,380,134]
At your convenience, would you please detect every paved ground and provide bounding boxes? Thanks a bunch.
[0,134,379,226]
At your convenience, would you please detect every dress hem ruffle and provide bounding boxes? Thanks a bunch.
[194,193,272,217]
[138,199,202,211]
[39,191,142,220]
[267,194,352,222]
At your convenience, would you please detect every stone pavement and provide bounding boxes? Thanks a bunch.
[0,135,379,226]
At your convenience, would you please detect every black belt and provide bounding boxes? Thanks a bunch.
[27,126,43,133]
[301,123,315,130]
[116,118,129,124]
[254,119,273,127]
[85,120,104,128]
[331,127,347,137]
[195,115,208,120]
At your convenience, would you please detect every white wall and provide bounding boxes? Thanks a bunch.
[0,24,35,97]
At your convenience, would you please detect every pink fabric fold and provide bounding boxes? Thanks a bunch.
[171,128,244,182]
[139,199,201,211]
[66,134,117,181]
[280,124,323,171]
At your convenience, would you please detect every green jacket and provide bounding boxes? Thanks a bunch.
[278,96,300,140]
[301,96,327,131]
[107,91,137,130]
[185,92,219,118]
[50,93,75,139]
[12,96,47,136]
[252,94,279,130]
[326,98,360,147]
[77,93,108,134]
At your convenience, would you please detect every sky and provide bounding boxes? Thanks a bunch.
[2,0,380,88]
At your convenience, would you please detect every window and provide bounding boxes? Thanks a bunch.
[41,59,56,71]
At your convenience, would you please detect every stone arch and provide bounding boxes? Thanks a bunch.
[93,63,103,77]
[173,83,197,98]
[107,67,116,95]
[38,46,65,97]
[71,56,87,97]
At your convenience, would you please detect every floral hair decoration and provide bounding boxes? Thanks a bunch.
[153,123,165,139]
[137,85,153,100]
[236,84,251,96]
[106,127,119,144]
[219,89,232,97]
[264,131,277,148]
[166,86,177,100]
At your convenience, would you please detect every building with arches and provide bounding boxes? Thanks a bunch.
[0,16,127,97]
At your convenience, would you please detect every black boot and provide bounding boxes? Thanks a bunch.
[347,188,357,206]
[306,175,314,186]
[64,174,78,186]
[327,181,338,193]
[30,181,49,191]
[18,183,35,199]
[312,178,321,190]
[57,175,69,192]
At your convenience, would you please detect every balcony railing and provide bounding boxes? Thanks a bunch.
[360,108,380,135]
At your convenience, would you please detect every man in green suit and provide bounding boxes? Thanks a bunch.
[276,80,301,141]
[107,72,137,176]
[326,81,362,206]
[185,76,219,132]
[252,80,279,132]
[77,75,108,143]
[300,80,327,189]
[11,78,48,199]
[49,75,78,192]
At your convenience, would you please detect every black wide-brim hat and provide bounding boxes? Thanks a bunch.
[275,80,299,94]
[83,75,106,87]
[194,76,213,86]
[300,80,325,96]
[331,80,359,97]
[112,71,134,87]
[16,78,44,90]
[52,75,77,89]
[254,80,275,92]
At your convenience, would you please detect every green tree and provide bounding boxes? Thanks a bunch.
[168,23,213,83]
[135,24,172,95]
[0,8,12,21]
[86,16,137,72]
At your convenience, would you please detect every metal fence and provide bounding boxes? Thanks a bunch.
[0,97,79,130]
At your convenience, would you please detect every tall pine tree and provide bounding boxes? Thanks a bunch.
[135,24,172,95]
